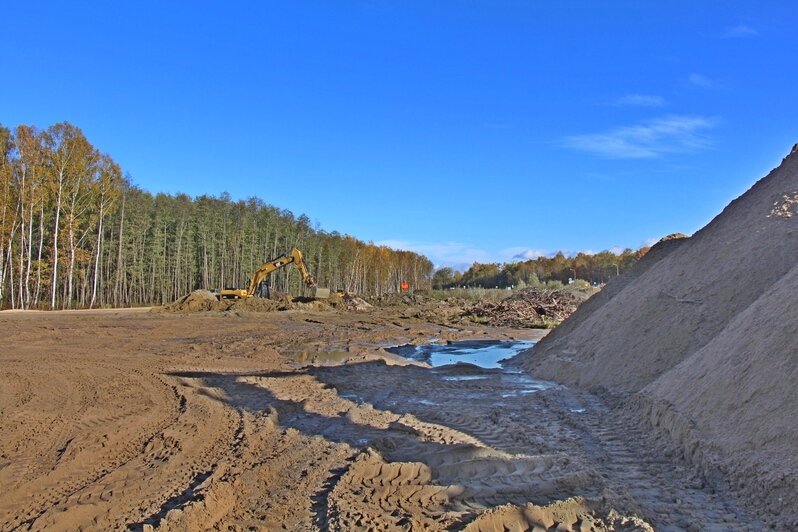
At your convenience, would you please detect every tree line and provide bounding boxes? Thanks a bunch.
[432,248,648,289]
[0,122,433,309]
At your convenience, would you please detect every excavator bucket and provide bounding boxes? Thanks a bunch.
[314,288,331,299]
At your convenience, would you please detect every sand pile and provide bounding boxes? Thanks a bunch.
[516,145,798,526]
[156,290,282,313]
[467,287,595,328]
[161,290,224,312]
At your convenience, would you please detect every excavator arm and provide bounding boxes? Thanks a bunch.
[244,248,316,296]
[288,248,317,289]
[218,248,318,299]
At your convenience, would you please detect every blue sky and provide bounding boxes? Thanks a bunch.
[2,1,797,269]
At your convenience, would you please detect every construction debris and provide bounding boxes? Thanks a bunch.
[343,294,373,312]
[466,287,596,328]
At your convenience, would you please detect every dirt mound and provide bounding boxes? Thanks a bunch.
[156,289,375,314]
[155,290,283,314]
[160,290,223,312]
[466,287,596,328]
[535,237,687,344]
[516,145,798,526]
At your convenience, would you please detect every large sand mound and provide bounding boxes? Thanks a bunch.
[516,145,798,526]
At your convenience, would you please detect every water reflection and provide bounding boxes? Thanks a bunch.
[386,339,535,369]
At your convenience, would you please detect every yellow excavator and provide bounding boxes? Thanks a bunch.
[218,247,327,299]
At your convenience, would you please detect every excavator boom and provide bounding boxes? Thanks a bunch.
[219,247,318,299]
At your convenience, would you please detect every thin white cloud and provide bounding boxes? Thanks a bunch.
[376,239,491,269]
[501,247,549,261]
[615,94,666,107]
[643,237,659,247]
[722,24,758,38]
[687,73,721,89]
[563,115,716,159]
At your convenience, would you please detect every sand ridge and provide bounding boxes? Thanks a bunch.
[517,145,798,528]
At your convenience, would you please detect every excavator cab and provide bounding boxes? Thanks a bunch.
[255,281,271,299]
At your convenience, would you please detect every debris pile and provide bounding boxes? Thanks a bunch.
[342,294,373,312]
[467,287,595,328]
[368,293,431,307]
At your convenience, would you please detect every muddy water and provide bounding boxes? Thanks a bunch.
[386,339,559,399]
[387,339,536,369]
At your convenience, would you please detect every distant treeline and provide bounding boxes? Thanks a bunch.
[0,122,433,309]
[433,248,648,289]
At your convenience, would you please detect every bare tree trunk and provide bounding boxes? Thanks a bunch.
[17,217,24,308]
[34,203,44,306]
[51,168,64,309]
[202,236,209,289]
[17,168,25,308]
[113,189,125,306]
[4,207,20,308]
[66,215,76,309]
[0,176,7,305]
[90,194,105,308]
[174,220,184,298]
[25,200,34,308]
[8,245,15,309]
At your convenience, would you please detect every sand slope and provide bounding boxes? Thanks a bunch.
[517,146,798,526]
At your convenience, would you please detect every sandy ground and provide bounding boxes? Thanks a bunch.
[0,307,761,530]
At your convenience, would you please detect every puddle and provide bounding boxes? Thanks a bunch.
[386,340,559,396]
[404,398,439,407]
[440,375,489,382]
[499,370,558,394]
[387,339,535,369]
[340,392,363,402]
